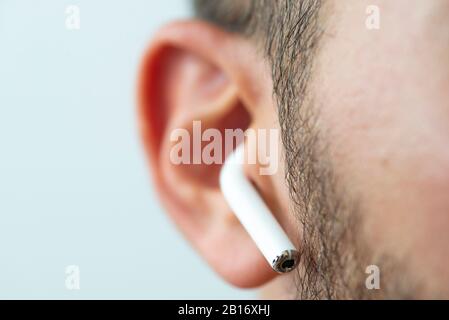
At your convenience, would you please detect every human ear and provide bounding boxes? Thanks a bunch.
[138,21,297,287]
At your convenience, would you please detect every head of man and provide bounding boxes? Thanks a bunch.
[139,0,449,299]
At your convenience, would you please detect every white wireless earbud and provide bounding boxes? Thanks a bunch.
[219,143,300,273]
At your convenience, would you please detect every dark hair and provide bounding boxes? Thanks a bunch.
[193,0,324,195]
[193,0,323,131]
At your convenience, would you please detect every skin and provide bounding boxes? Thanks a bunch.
[139,0,449,298]
[316,0,449,297]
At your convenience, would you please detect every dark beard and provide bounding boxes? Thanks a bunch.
[283,105,419,299]
[289,137,366,300]
[281,104,360,299]
[267,0,416,298]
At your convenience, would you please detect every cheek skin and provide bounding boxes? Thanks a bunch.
[314,0,449,295]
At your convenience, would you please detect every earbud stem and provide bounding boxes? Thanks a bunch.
[219,143,299,273]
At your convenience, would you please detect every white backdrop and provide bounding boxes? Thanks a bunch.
[0,0,255,299]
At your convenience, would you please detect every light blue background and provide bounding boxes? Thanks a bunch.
[0,0,255,299]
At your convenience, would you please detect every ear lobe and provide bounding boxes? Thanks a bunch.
[138,21,280,287]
